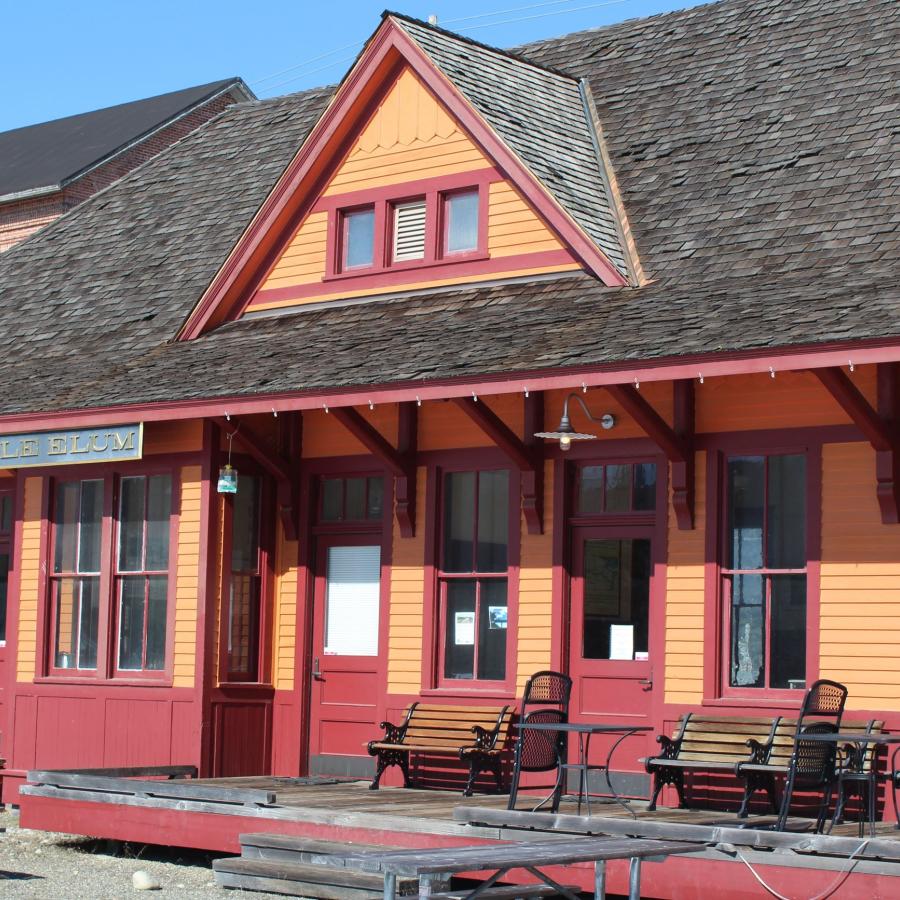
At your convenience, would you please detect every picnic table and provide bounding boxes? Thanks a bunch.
[330,836,702,900]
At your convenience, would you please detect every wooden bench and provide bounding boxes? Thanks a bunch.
[644,713,779,814]
[367,703,511,796]
[735,717,883,818]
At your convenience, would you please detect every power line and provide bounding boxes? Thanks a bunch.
[255,0,632,97]
[441,0,577,27]
[251,37,368,88]
[458,0,629,33]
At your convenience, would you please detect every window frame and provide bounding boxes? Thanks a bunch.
[323,172,492,281]
[40,466,179,684]
[423,459,520,695]
[218,469,275,685]
[704,444,821,705]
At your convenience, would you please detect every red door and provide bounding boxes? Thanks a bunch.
[568,524,660,796]
[308,534,386,775]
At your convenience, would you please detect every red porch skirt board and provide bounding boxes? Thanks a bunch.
[19,793,900,900]
[1,769,27,805]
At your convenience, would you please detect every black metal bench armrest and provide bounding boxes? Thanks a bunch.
[368,720,408,752]
[658,734,681,758]
[471,724,500,751]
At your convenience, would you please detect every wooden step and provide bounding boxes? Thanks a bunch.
[213,857,419,899]
[424,884,580,900]
[240,833,391,865]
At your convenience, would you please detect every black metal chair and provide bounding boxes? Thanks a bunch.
[776,679,848,832]
[831,721,880,836]
[507,671,572,811]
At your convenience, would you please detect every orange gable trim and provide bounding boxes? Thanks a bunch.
[177,17,627,341]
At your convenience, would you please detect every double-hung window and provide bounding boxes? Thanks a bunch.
[722,453,807,692]
[438,469,510,683]
[116,475,172,673]
[48,472,175,678]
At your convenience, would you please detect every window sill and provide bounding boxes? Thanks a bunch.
[702,695,806,710]
[324,250,490,282]
[216,681,275,691]
[34,675,174,688]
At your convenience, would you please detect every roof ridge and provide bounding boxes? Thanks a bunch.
[381,9,581,82]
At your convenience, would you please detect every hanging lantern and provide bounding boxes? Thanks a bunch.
[217,463,238,494]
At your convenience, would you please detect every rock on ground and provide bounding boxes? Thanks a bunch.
[0,808,286,898]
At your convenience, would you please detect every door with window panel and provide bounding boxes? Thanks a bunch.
[568,462,660,793]
[309,475,386,774]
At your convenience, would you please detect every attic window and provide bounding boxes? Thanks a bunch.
[328,179,489,281]
[392,199,427,262]
[444,190,479,254]
[343,207,375,269]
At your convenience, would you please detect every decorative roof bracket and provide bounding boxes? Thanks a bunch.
[212,415,298,539]
[331,404,417,537]
[604,381,694,529]
[813,364,900,524]
[452,394,544,534]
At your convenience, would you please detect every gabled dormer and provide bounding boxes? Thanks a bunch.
[179,13,633,339]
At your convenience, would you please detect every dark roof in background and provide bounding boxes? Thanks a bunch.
[0,78,254,200]
[0,0,896,418]
[393,14,630,278]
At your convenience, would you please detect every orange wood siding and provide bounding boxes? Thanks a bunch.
[820,442,900,709]
[256,211,328,292]
[488,181,564,258]
[143,420,203,455]
[173,465,202,688]
[516,461,554,692]
[302,406,399,459]
[696,368,875,433]
[387,466,427,694]
[273,522,299,691]
[664,452,706,704]
[322,68,491,197]
[418,394,524,452]
[16,476,43,682]
[250,65,581,312]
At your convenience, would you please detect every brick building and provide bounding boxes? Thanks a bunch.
[0,78,254,251]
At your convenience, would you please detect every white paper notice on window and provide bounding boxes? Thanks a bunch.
[324,545,381,656]
[609,624,634,660]
[455,612,476,645]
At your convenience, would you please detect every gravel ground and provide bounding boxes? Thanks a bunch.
[0,809,286,899]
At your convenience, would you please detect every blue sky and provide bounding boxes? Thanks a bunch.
[1,0,704,133]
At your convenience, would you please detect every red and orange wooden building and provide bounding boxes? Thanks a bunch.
[0,0,897,887]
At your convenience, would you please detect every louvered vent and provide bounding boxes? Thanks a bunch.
[393,200,427,261]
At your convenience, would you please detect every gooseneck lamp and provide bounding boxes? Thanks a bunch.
[534,392,615,451]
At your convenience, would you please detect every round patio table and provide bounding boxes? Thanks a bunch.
[517,721,652,817]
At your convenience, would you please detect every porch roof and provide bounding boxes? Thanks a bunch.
[0,0,896,421]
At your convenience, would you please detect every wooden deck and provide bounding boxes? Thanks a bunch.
[18,772,900,898]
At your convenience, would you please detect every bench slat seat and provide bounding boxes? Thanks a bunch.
[644,713,779,814]
[367,703,511,796]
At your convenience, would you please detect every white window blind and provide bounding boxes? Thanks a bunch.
[393,200,427,261]
[324,545,381,656]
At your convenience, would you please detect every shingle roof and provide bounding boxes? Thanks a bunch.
[0,0,896,418]
[392,14,630,278]
[0,78,253,200]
